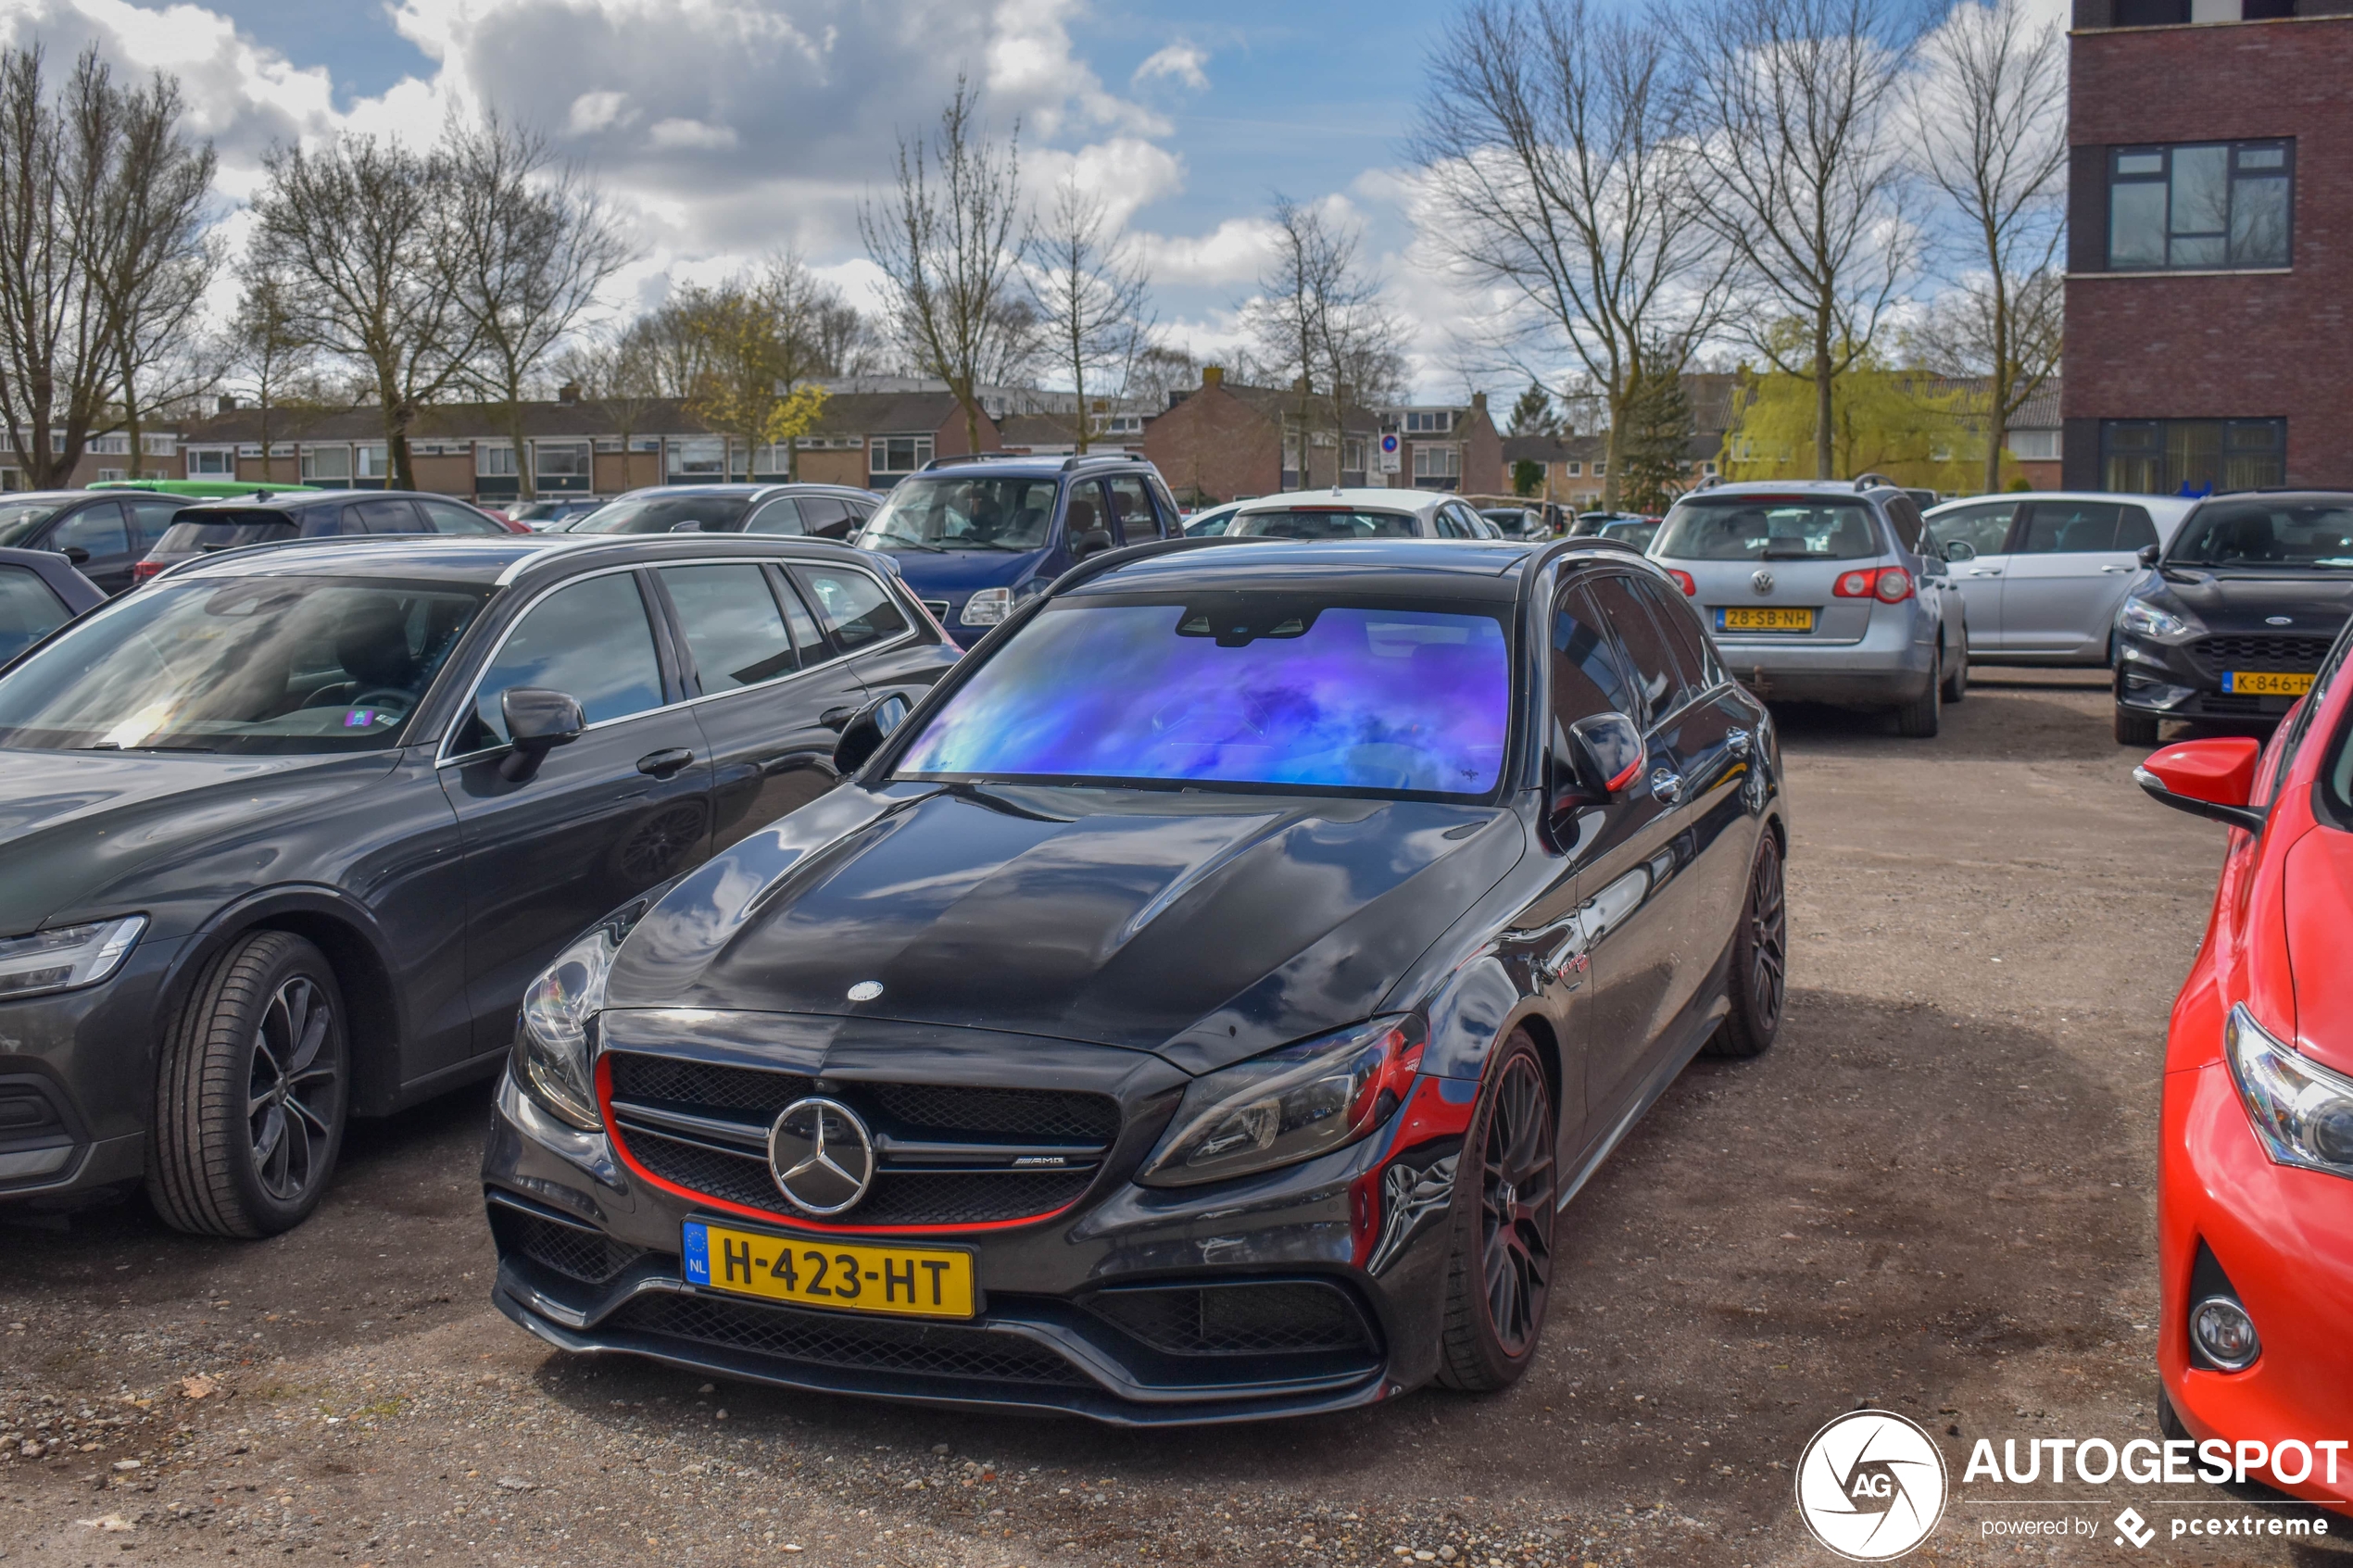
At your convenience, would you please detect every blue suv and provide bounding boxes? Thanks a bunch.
[851,454,1185,647]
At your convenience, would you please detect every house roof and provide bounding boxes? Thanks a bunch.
[178,387,979,446]
[1210,380,1383,436]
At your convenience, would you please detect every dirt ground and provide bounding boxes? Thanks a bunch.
[2,671,2335,1568]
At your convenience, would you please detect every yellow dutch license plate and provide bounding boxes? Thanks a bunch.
[1718,607,1816,633]
[2223,671,2315,696]
[683,1220,976,1319]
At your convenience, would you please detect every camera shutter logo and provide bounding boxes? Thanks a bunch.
[1794,1409,1948,1561]
[767,1097,876,1216]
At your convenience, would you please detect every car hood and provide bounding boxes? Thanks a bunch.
[2284,822,2353,1079]
[0,747,401,936]
[2152,569,2353,635]
[605,781,1525,1072]
[875,546,1054,597]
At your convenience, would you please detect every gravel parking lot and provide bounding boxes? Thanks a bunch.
[3,671,2318,1567]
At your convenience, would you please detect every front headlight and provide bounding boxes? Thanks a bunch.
[0,916,146,999]
[512,918,628,1131]
[2225,1004,2353,1178]
[2119,595,2195,638]
[961,586,1013,626]
[1137,1017,1422,1187]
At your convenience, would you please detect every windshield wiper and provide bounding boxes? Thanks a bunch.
[77,743,216,753]
[882,537,946,553]
[1758,547,1827,560]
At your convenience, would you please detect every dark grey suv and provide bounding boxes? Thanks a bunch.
[0,533,957,1235]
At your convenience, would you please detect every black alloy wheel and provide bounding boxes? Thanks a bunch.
[1437,1034,1557,1391]
[148,931,349,1238]
[1708,829,1787,1059]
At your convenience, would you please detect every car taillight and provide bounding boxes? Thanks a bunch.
[131,559,163,584]
[1831,566,1914,603]
[1666,569,1696,596]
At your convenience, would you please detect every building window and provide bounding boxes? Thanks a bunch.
[1702,459,1720,476]
[473,444,515,478]
[666,436,725,477]
[189,448,233,475]
[1592,462,1606,479]
[868,433,932,483]
[752,443,793,474]
[2101,418,2284,495]
[1563,461,1582,477]
[301,445,351,483]
[95,467,125,482]
[1412,444,1463,487]
[2108,142,2291,271]
[2007,430,2061,462]
[1402,410,1454,434]
[535,441,589,480]
[358,444,388,479]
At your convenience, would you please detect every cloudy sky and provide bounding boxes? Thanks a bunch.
[0,0,1486,397]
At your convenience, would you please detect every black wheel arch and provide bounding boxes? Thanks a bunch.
[155,887,409,1117]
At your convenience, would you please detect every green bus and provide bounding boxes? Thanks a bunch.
[87,478,320,499]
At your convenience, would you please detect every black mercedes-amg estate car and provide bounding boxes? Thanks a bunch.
[2115,492,2353,746]
[484,534,1788,1424]
[0,532,956,1236]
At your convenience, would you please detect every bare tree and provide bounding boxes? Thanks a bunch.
[1126,342,1199,410]
[1416,0,1729,507]
[250,133,475,489]
[812,297,869,376]
[1906,0,2066,494]
[556,328,662,490]
[1680,0,1922,479]
[0,47,220,488]
[445,113,635,500]
[228,265,319,484]
[679,255,839,480]
[1026,175,1151,452]
[1245,195,1399,485]
[861,76,1026,453]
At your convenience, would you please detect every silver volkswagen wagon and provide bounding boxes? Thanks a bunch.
[1647,478,1965,736]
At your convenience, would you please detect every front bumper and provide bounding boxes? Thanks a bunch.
[2116,632,2322,725]
[482,1058,1474,1424]
[0,935,184,1205]
[2158,1060,2353,1512]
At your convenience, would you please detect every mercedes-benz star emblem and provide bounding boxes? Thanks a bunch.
[768,1097,876,1216]
[1752,570,1776,595]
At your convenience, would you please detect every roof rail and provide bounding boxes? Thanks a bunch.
[1060,452,1139,471]
[920,451,1038,470]
[1852,472,1896,492]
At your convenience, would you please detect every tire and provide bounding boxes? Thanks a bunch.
[1895,659,1942,738]
[1436,1034,1557,1393]
[1706,829,1788,1059]
[147,932,348,1238]
[1942,633,1968,704]
[2115,706,2161,747]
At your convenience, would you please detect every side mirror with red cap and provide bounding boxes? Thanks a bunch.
[2135,736,2265,833]
[1548,710,1644,842]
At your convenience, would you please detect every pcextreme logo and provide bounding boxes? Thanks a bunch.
[1794,1409,1950,1562]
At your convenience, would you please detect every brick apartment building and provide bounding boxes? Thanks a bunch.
[1142,367,1503,504]
[2064,2,2353,492]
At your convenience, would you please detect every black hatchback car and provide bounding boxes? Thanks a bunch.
[0,533,957,1236]
[554,483,881,541]
[133,489,517,586]
[484,534,1788,1424]
[2114,491,2353,745]
[0,490,189,595]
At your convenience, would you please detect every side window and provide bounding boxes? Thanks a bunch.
[1063,483,1106,542]
[1926,503,2017,558]
[52,502,129,558]
[2117,506,2159,553]
[1104,475,1161,544]
[1551,582,1640,728]
[658,564,798,692]
[298,507,346,536]
[456,572,665,752]
[770,568,835,666]
[1583,572,1684,728]
[1883,496,1926,553]
[347,499,424,534]
[1146,477,1182,531]
[744,497,806,535]
[2018,501,2126,555]
[1433,508,1466,539]
[419,498,505,535]
[0,564,69,658]
[124,498,182,547]
[799,496,857,538]
[1629,575,1721,696]
[788,564,908,651]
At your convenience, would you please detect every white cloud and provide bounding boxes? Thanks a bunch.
[647,117,737,151]
[1132,41,1208,92]
[565,88,632,136]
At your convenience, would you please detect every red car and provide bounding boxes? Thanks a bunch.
[2139,632,2353,1511]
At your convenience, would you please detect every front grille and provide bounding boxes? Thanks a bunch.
[1083,1282,1376,1357]
[505,1210,649,1286]
[2197,693,2268,716]
[611,1292,1089,1386]
[2195,634,2334,670]
[605,1052,1116,1227]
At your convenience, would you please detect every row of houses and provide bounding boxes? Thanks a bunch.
[3,363,2066,507]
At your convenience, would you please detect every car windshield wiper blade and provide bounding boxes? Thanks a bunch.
[879,536,945,552]
[77,742,217,752]
[1758,547,1827,560]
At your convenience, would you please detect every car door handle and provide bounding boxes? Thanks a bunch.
[636,747,696,779]
[1725,727,1752,759]
[2101,564,2133,572]
[1967,568,2003,577]
[1650,769,1684,806]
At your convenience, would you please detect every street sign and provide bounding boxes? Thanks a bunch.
[1378,432,1402,474]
